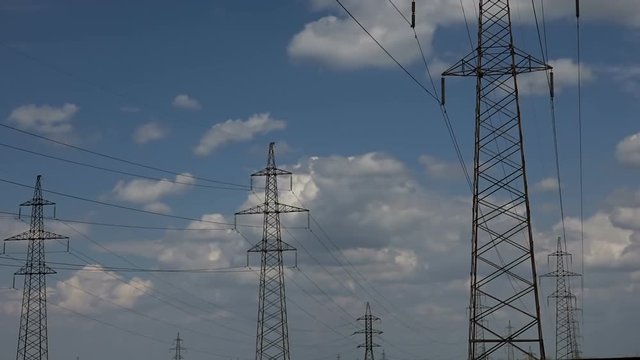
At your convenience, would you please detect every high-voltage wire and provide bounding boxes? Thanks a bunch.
[0,254,251,273]
[0,177,240,227]
[48,302,235,359]
[289,192,448,341]
[0,210,230,232]
[50,274,242,344]
[55,220,256,335]
[0,122,247,189]
[0,142,247,191]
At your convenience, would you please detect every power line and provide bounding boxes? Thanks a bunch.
[0,177,245,228]
[0,142,248,191]
[339,0,472,191]
[54,219,257,333]
[574,0,586,333]
[0,210,230,232]
[0,255,251,273]
[0,122,248,189]
[48,301,236,359]
[335,0,437,102]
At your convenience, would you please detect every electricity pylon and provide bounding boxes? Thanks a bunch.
[4,175,68,360]
[236,142,309,360]
[542,237,581,360]
[171,333,185,360]
[442,0,550,358]
[354,302,382,360]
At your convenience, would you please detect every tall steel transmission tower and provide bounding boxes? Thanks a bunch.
[236,142,309,360]
[442,0,550,359]
[171,333,185,360]
[354,302,382,360]
[542,237,581,360]
[4,175,68,360]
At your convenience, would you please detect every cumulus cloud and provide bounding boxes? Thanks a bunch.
[194,113,286,155]
[55,266,152,313]
[290,0,640,70]
[7,103,78,140]
[518,58,593,95]
[288,0,443,69]
[132,122,168,144]
[534,177,559,192]
[143,202,171,214]
[172,94,201,111]
[616,132,640,167]
[419,154,463,179]
[112,173,196,204]
[606,65,640,98]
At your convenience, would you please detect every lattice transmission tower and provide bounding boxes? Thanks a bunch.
[171,333,185,360]
[442,0,550,359]
[542,237,581,360]
[354,302,382,360]
[236,142,309,360]
[4,175,68,360]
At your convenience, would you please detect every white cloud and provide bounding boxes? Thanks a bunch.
[194,113,286,155]
[172,94,201,111]
[290,0,640,70]
[132,122,168,144]
[112,173,196,204]
[534,177,559,192]
[288,0,442,69]
[419,154,462,179]
[561,212,633,268]
[518,58,593,95]
[607,65,640,98]
[55,266,152,313]
[616,132,640,167]
[143,202,171,214]
[7,103,78,140]
[0,289,22,316]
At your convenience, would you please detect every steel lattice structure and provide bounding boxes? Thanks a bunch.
[236,142,308,360]
[542,237,581,360]
[4,176,68,360]
[354,302,382,360]
[171,333,185,360]
[442,0,550,359]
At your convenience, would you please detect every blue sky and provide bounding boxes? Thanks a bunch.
[0,1,639,359]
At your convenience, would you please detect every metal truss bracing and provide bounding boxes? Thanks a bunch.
[5,175,68,360]
[542,238,581,360]
[354,302,382,360]
[236,142,309,360]
[171,333,185,360]
[442,1,550,359]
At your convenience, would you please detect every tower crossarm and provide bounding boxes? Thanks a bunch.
[442,48,550,77]
[236,203,309,215]
[5,230,68,242]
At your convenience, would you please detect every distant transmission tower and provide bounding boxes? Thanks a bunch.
[4,175,68,360]
[542,237,581,359]
[354,302,382,360]
[236,142,309,360]
[442,0,550,358]
[171,333,185,360]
